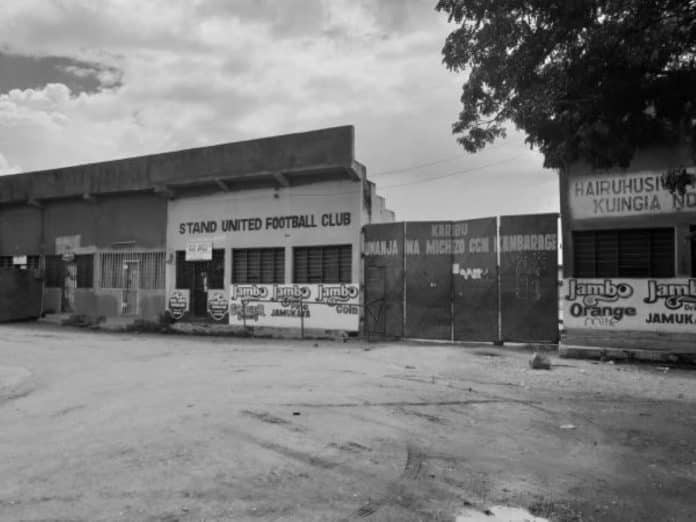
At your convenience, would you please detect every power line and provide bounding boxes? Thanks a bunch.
[369,154,468,177]
[379,155,522,189]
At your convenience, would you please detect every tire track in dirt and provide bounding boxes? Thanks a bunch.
[340,444,427,521]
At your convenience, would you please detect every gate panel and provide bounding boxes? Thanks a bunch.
[0,269,43,322]
[363,223,404,337]
[404,221,451,340]
[500,213,559,342]
[452,217,498,341]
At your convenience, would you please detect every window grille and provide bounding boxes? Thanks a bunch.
[293,245,352,283]
[26,255,40,270]
[232,248,285,284]
[0,256,39,269]
[573,228,674,278]
[98,251,165,289]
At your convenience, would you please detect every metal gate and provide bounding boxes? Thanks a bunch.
[499,213,559,342]
[404,221,452,340]
[363,222,404,338]
[452,217,498,341]
[363,213,559,343]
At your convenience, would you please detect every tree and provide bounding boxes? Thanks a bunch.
[436,0,696,169]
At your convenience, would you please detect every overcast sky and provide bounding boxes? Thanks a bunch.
[0,0,558,221]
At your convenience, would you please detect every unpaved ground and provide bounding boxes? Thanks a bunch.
[1,324,695,522]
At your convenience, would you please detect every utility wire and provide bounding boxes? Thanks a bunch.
[369,154,468,177]
[207,154,524,201]
[379,155,522,189]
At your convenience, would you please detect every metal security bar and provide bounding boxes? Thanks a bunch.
[97,251,165,289]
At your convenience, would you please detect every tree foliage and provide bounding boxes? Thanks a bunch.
[436,0,696,169]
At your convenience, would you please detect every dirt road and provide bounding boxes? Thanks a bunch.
[1,323,695,521]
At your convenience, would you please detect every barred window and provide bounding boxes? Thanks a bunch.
[573,228,674,278]
[0,257,14,269]
[293,245,352,283]
[26,255,40,270]
[232,248,284,284]
[99,252,165,289]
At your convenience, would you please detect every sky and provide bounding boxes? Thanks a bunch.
[0,0,559,221]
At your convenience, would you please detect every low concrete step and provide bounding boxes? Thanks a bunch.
[38,313,73,325]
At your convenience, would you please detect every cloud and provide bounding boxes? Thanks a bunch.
[0,52,122,95]
[0,152,20,175]
[0,0,554,219]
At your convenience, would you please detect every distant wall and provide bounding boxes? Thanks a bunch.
[0,193,166,256]
[0,126,355,204]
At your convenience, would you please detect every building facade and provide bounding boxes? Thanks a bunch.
[560,145,696,353]
[0,126,393,332]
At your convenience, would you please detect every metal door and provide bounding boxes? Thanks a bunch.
[123,261,140,315]
[404,221,452,340]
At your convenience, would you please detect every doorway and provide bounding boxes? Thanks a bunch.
[122,260,140,315]
[61,261,77,313]
[175,250,225,318]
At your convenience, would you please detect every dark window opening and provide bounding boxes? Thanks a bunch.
[43,254,94,288]
[0,256,39,269]
[573,228,674,278]
[293,245,352,283]
[45,256,63,287]
[75,255,94,288]
[232,248,285,284]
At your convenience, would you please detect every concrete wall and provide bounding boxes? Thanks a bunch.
[0,126,356,204]
[0,193,166,257]
[165,179,365,325]
[0,205,43,255]
[166,179,364,289]
[560,145,696,275]
[560,145,696,352]
[43,287,164,321]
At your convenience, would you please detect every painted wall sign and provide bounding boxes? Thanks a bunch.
[12,255,27,265]
[228,283,360,331]
[563,278,696,331]
[185,241,212,261]
[167,289,189,320]
[207,290,229,321]
[178,212,352,235]
[569,170,696,219]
